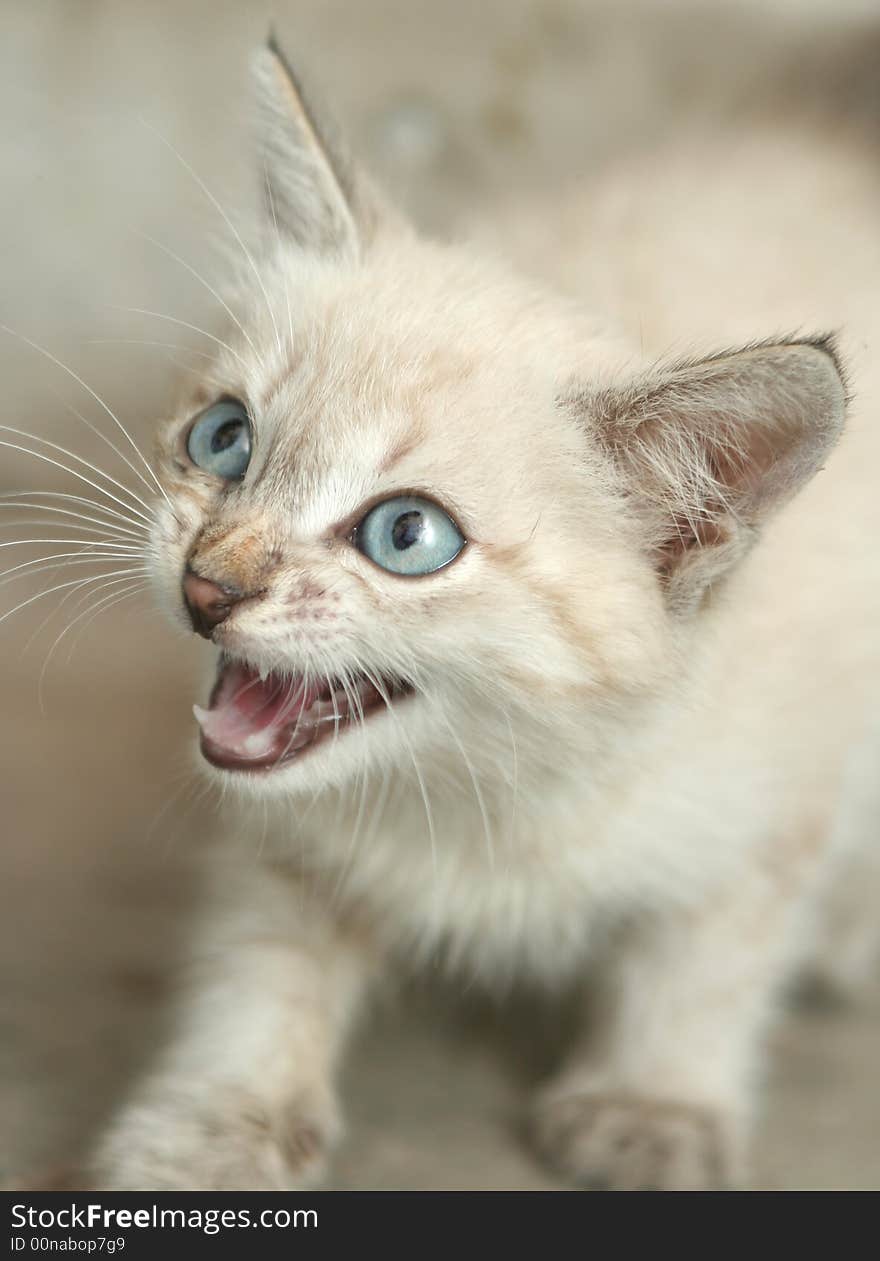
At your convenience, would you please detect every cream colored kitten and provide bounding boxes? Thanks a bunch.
[88,40,880,1190]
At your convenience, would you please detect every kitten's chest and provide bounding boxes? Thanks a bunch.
[271,722,783,985]
[284,788,637,985]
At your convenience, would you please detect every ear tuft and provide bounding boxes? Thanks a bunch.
[585,337,847,612]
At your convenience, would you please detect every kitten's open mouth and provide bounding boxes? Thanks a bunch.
[193,656,409,772]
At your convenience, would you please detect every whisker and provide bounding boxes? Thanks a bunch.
[0,436,154,526]
[271,669,313,768]
[86,338,231,388]
[0,567,149,628]
[0,321,170,509]
[158,774,220,858]
[0,521,142,548]
[61,578,150,663]
[37,577,149,710]
[359,664,437,875]
[0,534,142,552]
[0,553,145,591]
[0,422,155,518]
[141,118,283,357]
[0,538,141,559]
[360,764,393,857]
[436,702,495,870]
[147,771,197,842]
[86,337,219,362]
[51,390,164,507]
[0,503,146,541]
[112,306,250,371]
[502,707,520,850]
[344,671,371,792]
[0,489,151,535]
[325,671,344,759]
[135,231,258,354]
[258,795,270,861]
[265,164,294,349]
[22,565,141,652]
[329,669,372,905]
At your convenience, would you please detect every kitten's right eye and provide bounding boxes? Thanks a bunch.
[354,495,465,576]
[186,399,252,480]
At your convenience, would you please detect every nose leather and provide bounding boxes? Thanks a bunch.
[182,569,242,638]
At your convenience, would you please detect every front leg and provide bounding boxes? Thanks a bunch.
[87,855,371,1191]
[533,867,808,1190]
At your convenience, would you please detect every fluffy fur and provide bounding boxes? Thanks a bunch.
[87,42,880,1190]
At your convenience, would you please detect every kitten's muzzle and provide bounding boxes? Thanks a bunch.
[182,569,246,639]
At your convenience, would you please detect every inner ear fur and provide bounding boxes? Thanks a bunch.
[582,336,847,612]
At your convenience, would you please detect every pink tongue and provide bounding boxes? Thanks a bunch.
[193,661,318,762]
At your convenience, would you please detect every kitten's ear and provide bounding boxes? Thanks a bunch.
[252,36,383,256]
[585,338,847,612]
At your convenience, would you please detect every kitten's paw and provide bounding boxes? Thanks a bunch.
[87,1083,340,1191]
[532,1090,741,1190]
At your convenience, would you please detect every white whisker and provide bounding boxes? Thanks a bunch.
[112,306,250,371]
[0,536,141,552]
[0,436,154,526]
[68,580,148,656]
[0,567,149,628]
[37,577,149,710]
[0,490,151,535]
[141,119,283,357]
[437,703,495,870]
[329,668,372,905]
[359,664,437,876]
[87,337,219,362]
[0,503,146,541]
[136,231,258,354]
[51,391,163,506]
[502,707,520,849]
[0,557,146,597]
[87,339,230,390]
[0,321,170,508]
[148,772,199,843]
[58,578,149,665]
[265,164,294,349]
[0,545,141,586]
[0,423,155,518]
[22,565,140,652]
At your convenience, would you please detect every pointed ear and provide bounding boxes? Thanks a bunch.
[252,36,382,256]
[584,337,847,613]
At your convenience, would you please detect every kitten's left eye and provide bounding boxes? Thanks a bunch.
[355,495,465,576]
[187,399,252,480]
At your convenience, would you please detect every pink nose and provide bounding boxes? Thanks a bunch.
[182,569,242,638]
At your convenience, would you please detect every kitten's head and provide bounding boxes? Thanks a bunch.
[148,40,846,800]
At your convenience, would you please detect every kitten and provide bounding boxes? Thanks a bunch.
[84,39,880,1190]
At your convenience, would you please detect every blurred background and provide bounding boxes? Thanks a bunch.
[1,0,879,1189]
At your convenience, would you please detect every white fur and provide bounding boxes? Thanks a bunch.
[88,53,880,1191]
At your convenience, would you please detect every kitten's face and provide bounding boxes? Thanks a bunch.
[145,42,843,801]
[149,241,667,797]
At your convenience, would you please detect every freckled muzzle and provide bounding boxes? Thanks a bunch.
[194,656,410,772]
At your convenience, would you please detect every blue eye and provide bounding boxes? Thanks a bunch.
[356,495,465,576]
[187,400,252,479]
